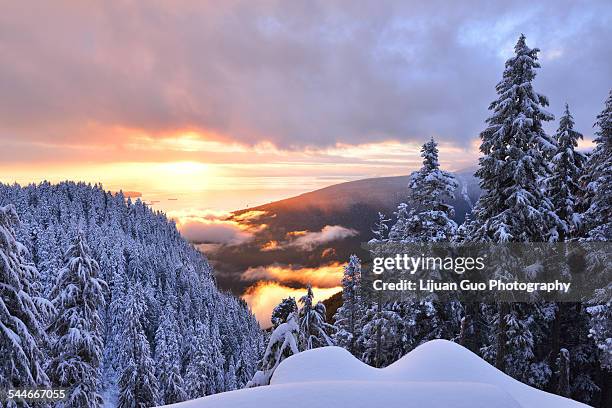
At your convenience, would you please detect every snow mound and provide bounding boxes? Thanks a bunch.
[167,340,590,408]
[382,340,587,408]
[271,346,377,384]
[384,339,500,381]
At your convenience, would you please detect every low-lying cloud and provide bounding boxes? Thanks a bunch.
[241,262,344,289]
[172,209,268,246]
[180,221,253,245]
[261,225,358,251]
[289,225,358,250]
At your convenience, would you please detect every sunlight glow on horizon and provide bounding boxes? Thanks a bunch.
[0,130,483,213]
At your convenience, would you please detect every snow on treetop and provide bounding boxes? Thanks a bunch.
[167,340,589,408]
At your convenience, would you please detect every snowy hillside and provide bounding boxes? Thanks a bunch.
[0,182,264,405]
[167,340,590,408]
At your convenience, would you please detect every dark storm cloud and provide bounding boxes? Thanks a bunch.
[0,0,610,149]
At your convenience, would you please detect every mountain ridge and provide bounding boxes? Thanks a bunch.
[207,171,481,295]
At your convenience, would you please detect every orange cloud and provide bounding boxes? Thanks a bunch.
[268,225,358,251]
[260,240,280,252]
[242,281,341,328]
[232,210,270,222]
[286,230,308,237]
[170,208,266,245]
[241,262,344,289]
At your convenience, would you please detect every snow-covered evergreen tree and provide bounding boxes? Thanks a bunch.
[579,91,612,407]
[400,138,458,242]
[357,301,405,368]
[48,232,108,408]
[370,212,390,243]
[184,321,211,398]
[298,285,334,350]
[247,313,300,387]
[371,139,460,363]
[271,297,298,329]
[469,34,558,243]
[467,34,559,374]
[388,203,409,242]
[544,104,590,396]
[117,283,158,408]
[205,319,227,395]
[581,89,612,242]
[586,304,611,371]
[154,302,187,405]
[502,306,551,388]
[0,205,50,405]
[546,104,586,240]
[333,255,362,355]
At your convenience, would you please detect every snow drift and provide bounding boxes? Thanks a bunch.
[167,340,590,408]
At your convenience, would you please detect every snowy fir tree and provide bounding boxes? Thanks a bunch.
[586,304,611,371]
[546,104,586,240]
[388,202,409,242]
[469,34,558,243]
[117,283,159,408]
[357,301,405,368]
[154,302,187,405]
[185,321,213,398]
[247,313,300,387]
[298,285,334,350]
[183,316,227,398]
[579,90,612,406]
[271,297,298,328]
[466,34,559,376]
[543,105,600,397]
[361,138,461,368]
[580,91,612,384]
[0,205,50,405]
[333,255,363,355]
[581,89,612,242]
[370,212,390,244]
[48,232,108,408]
[400,138,458,242]
[205,320,227,395]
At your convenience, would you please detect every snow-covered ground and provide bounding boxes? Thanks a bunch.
[166,340,590,408]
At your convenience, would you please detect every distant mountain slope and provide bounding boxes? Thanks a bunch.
[207,171,481,294]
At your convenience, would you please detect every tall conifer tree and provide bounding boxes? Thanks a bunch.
[547,104,586,240]
[48,232,108,408]
[469,34,558,374]
[333,255,363,355]
[0,205,50,406]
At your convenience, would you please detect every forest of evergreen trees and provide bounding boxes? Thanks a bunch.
[0,182,264,407]
[258,35,611,408]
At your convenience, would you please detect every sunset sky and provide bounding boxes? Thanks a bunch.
[1,1,610,324]
[2,1,610,211]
